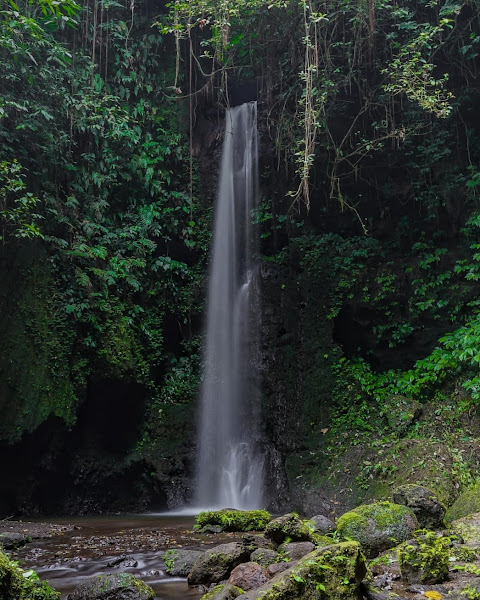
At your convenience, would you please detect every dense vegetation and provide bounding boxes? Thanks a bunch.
[2,0,480,514]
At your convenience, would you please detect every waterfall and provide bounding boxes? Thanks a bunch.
[195,101,264,510]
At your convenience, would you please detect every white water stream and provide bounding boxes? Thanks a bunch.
[195,101,264,510]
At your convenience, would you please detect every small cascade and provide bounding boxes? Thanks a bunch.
[195,101,264,510]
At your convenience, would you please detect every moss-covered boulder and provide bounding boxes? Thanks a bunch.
[336,501,419,558]
[451,513,480,545]
[250,548,279,567]
[393,484,446,529]
[236,541,367,600]
[0,549,60,600]
[162,548,204,577]
[397,530,451,584]
[201,584,245,600]
[195,510,271,532]
[67,573,154,600]
[264,513,312,544]
[242,534,275,552]
[447,483,480,522]
[188,542,251,586]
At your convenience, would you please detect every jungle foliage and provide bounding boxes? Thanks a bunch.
[2,0,480,498]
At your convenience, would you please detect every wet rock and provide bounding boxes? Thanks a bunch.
[309,514,335,535]
[278,541,314,560]
[67,573,155,600]
[237,542,367,600]
[200,583,245,600]
[163,548,204,577]
[0,532,29,549]
[266,562,290,577]
[188,542,250,586]
[228,562,269,590]
[393,484,446,529]
[107,555,138,568]
[200,525,225,534]
[336,501,419,558]
[264,513,312,544]
[242,534,275,552]
[249,548,278,567]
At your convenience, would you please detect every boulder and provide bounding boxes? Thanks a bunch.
[278,541,314,560]
[397,531,451,584]
[163,548,204,576]
[228,562,269,590]
[393,484,446,528]
[236,541,367,600]
[266,562,289,577]
[67,573,154,600]
[447,483,480,522]
[107,555,138,569]
[336,501,419,558]
[242,534,275,552]
[264,513,312,544]
[188,542,250,586]
[0,532,29,550]
[309,514,335,535]
[249,548,278,567]
[200,584,245,600]
[451,512,480,545]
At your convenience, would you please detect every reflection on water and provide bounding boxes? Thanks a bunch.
[14,515,207,600]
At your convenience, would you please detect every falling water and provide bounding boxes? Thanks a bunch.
[195,101,264,510]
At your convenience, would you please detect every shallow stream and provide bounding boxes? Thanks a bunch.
[12,514,233,599]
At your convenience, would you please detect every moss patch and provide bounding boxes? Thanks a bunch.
[195,510,271,532]
[397,530,451,583]
[0,549,60,600]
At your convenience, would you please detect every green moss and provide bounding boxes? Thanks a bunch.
[337,502,418,557]
[265,513,315,544]
[0,248,79,442]
[460,584,480,600]
[446,482,480,521]
[200,584,245,599]
[0,549,60,600]
[397,530,450,583]
[246,541,367,600]
[195,509,271,532]
[451,546,480,562]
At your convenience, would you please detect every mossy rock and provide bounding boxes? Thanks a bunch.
[236,541,367,600]
[201,584,245,600]
[195,510,271,532]
[336,501,419,558]
[188,542,251,586]
[264,513,313,544]
[250,548,279,567]
[451,513,480,545]
[397,530,450,584]
[67,573,154,600]
[393,484,446,529]
[0,549,60,600]
[163,548,204,576]
[446,482,480,522]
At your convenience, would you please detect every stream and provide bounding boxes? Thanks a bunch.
[10,514,235,599]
